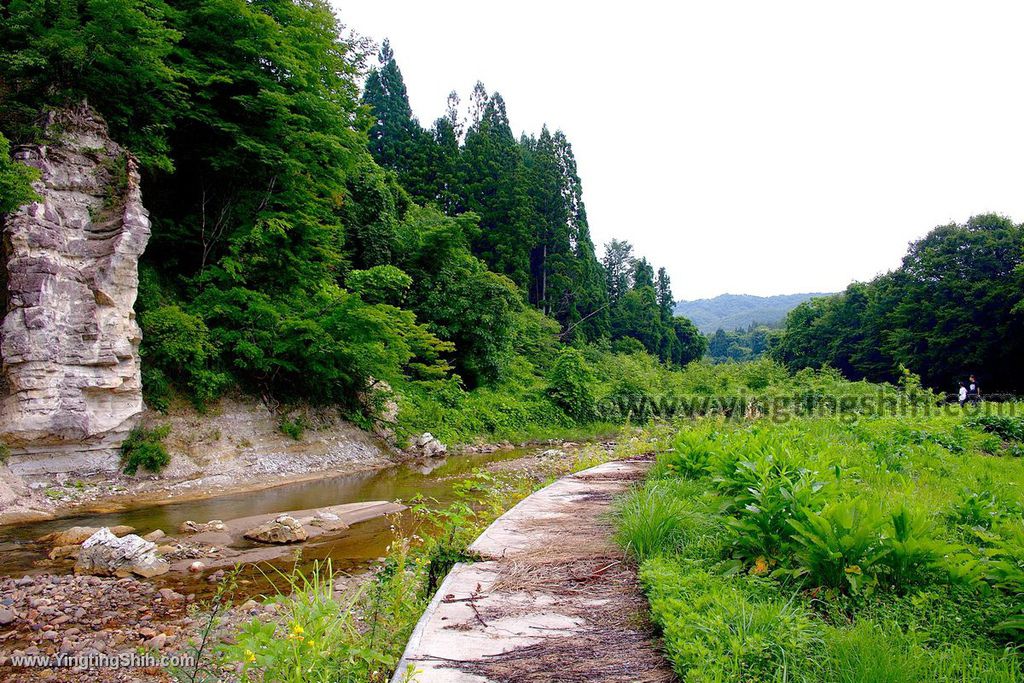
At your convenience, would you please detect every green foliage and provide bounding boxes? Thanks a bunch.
[968,414,1024,442]
[0,0,182,170]
[120,424,171,475]
[774,214,1024,393]
[656,429,716,479]
[278,416,307,441]
[546,348,596,421]
[346,265,412,306]
[139,305,229,408]
[225,557,418,683]
[0,132,39,213]
[640,557,820,682]
[707,324,782,363]
[881,503,948,592]
[787,497,888,594]
[619,407,1024,680]
[615,483,690,562]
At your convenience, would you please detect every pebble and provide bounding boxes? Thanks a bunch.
[0,608,15,625]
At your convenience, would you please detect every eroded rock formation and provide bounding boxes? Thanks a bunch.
[0,105,150,474]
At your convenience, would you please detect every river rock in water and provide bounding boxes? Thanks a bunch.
[411,432,447,458]
[243,515,308,544]
[74,528,169,578]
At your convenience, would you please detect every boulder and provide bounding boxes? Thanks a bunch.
[74,528,169,578]
[0,104,151,474]
[243,515,308,544]
[411,432,447,458]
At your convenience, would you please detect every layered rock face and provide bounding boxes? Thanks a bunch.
[0,105,150,474]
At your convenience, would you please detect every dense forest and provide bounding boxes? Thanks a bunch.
[707,323,781,363]
[773,214,1024,394]
[0,0,706,439]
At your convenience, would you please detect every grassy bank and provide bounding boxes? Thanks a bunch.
[616,408,1024,681]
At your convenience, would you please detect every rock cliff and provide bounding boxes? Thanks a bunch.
[0,105,150,474]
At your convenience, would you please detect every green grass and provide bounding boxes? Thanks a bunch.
[617,407,1024,682]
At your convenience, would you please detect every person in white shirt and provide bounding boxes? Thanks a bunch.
[958,382,968,407]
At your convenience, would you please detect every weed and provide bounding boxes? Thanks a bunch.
[120,424,172,475]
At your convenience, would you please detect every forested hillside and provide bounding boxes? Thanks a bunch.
[0,0,705,442]
[773,214,1024,394]
[675,292,829,333]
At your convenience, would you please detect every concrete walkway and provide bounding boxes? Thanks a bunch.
[391,458,674,683]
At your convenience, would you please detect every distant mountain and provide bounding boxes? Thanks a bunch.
[674,293,832,334]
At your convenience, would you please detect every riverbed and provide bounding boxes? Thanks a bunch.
[0,445,538,599]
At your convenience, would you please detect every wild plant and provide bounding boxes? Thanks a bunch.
[615,482,690,561]
[786,497,889,594]
[655,429,716,479]
[880,503,949,592]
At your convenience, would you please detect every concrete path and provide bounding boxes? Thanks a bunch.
[391,458,674,683]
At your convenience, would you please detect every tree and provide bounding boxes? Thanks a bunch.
[0,0,183,171]
[602,239,634,304]
[362,40,439,204]
[459,89,532,289]
[671,317,707,365]
[395,206,522,387]
[774,214,1024,392]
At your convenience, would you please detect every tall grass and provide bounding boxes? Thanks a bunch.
[615,482,691,561]
[617,409,1024,682]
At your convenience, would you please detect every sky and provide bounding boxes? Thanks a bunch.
[333,1,1024,300]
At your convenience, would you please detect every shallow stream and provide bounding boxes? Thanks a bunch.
[0,446,536,599]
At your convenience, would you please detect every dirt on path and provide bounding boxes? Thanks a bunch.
[392,457,674,683]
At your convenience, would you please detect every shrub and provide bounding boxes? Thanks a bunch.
[655,429,715,479]
[787,497,888,594]
[641,557,820,681]
[278,416,308,441]
[120,425,171,475]
[546,348,596,422]
[139,304,230,408]
[949,489,1005,530]
[725,464,827,567]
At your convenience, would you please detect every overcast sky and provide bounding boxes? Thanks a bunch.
[334,1,1024,300]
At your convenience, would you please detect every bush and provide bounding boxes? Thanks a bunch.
[120,425,171,475]
[655,429,716,479]
[787,497,888,594]
[139,304,230,407]
[278,416,307,441]
[641,557,820,681]
[967,415,1024,443]
[546,348,596,422]
[881,503,948,592]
